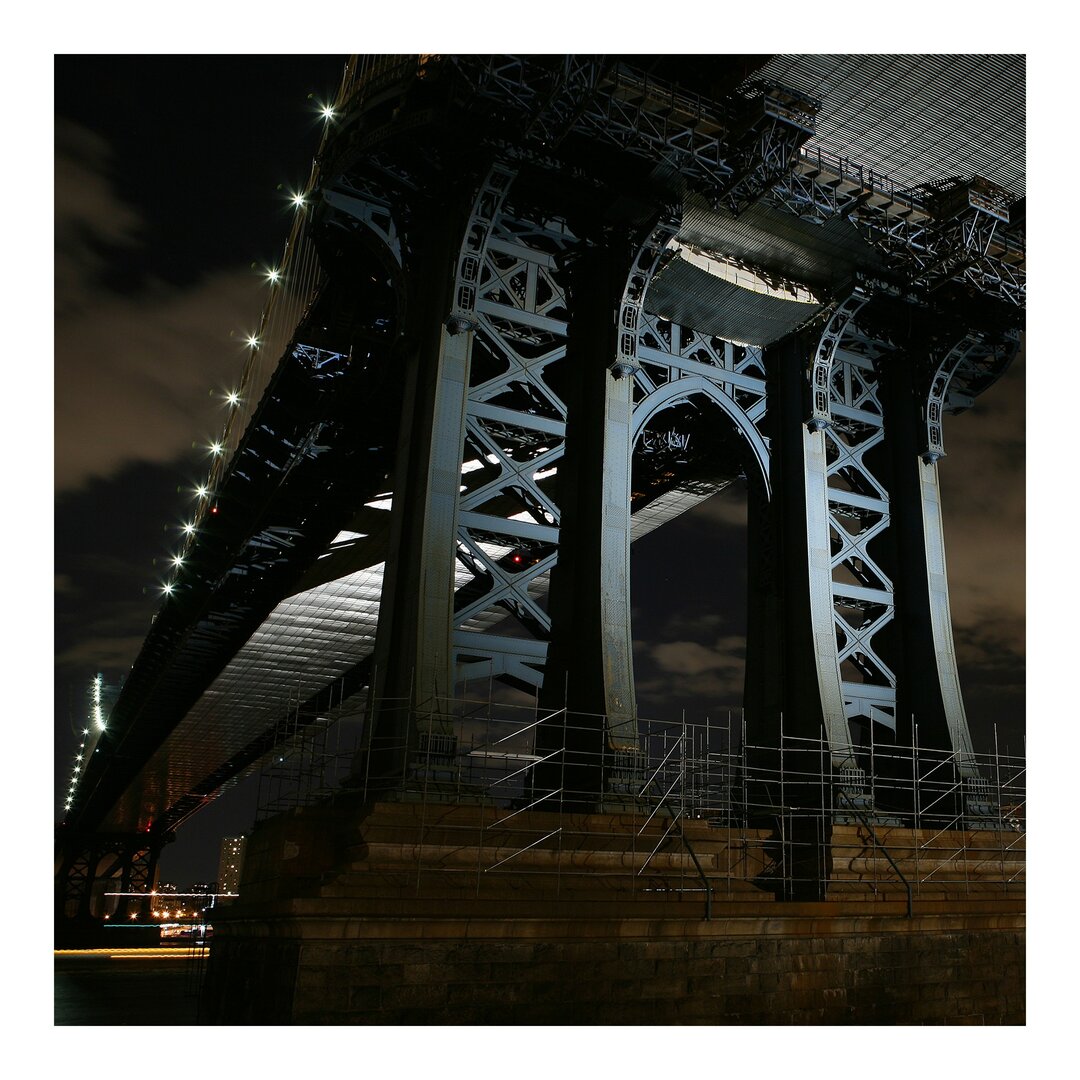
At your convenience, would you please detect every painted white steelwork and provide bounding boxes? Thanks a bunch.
[824,334,897,739]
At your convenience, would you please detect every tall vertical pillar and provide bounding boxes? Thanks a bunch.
[880,348,977,775]
[738,329,840,903]
[365,194,474,785]
[538,238,639,805]
[747,330,849,765]
[741,329,845,895]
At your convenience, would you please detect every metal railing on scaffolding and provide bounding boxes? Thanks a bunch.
[251,689,1025,914]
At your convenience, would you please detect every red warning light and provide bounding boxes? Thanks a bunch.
[511,554,522,564]
[210,505,219,514]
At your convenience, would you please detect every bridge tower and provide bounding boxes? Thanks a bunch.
[56,56,1024,953]
[314,56,1021,819]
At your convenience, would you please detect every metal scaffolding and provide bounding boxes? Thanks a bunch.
[252,688,1025,913]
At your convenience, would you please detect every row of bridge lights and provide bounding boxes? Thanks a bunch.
[65,101,340,815]
[64,675,106,813]
[158,143,327,599]
[168,101,341,581]
[156,101,337,599]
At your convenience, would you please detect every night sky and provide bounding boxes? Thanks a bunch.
[53,54,1026,888]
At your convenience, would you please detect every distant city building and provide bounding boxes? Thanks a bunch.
[156,881,178,894]
[217,836,247,897]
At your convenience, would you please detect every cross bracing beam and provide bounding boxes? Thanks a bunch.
[338,56,1023,312]
[769,150,1025,307]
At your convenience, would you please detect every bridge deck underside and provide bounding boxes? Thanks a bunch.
[98,470,720,832]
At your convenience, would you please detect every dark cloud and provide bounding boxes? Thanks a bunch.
[55,119,143,315]
[688,491,748,528]
[55,121,266,491]
[651,635,745,677]
[938,345,1026,736]
[642,635,746,707]
[56,634,150,673]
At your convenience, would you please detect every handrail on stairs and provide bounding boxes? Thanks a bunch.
[837,792,913,918]
[637,759,713,921]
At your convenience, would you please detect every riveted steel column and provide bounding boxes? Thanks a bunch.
[880,350,976,772]
[366,194,474,784]
[748,330,850,800]
[538,239,639,805]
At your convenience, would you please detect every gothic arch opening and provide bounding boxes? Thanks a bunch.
[629,390,768,739]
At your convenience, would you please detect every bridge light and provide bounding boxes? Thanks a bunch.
[226,391,240,406]
[209,442,223,456]
[182,522,195,535]
[162,582,175,596]
[246,334,260,349]
[265,267,281,284]
[195,486,209,499]
[320,104,335,121]
[172,555,184,567]
[291,192,306,209]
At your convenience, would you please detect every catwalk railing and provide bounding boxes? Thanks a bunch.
[250,695,1025,913]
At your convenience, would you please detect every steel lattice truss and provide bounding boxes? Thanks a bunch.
[449,55,1024,311]
[452,196,575,689]
[632,311,770,484]
[824,333,897,729]
[771,157,1024,307]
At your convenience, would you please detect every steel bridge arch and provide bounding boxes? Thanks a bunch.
[630,373,772,500]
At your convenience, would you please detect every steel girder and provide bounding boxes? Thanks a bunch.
[450,172,572,696]
[56,834,161,921]
[769,152,1025,308]
[631,312,771,492]
[822,336,898,743]
[432,57,1024,309]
